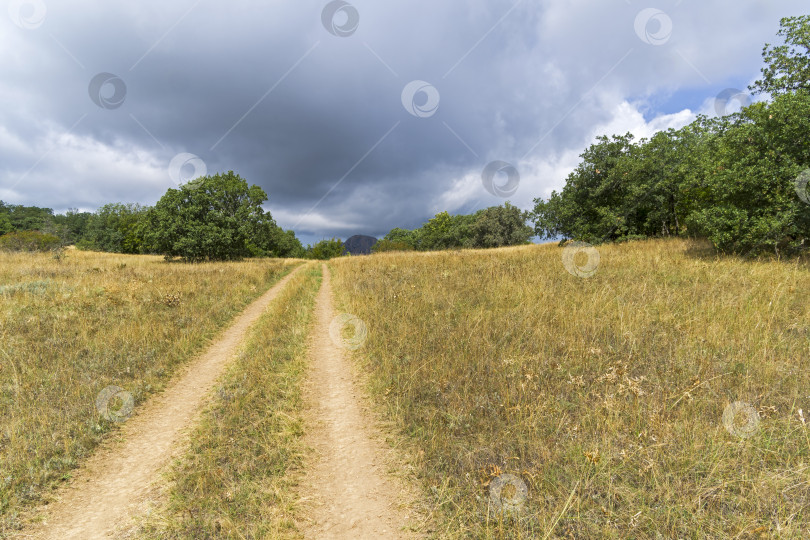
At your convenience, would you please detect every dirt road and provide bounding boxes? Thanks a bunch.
[18,265,302,539]
[298,264,419,539]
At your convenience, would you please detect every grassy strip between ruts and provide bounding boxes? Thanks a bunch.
[0,250,300,536]
[137,263,321,539]
[329,238,810,539]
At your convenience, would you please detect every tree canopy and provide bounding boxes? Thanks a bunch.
[532,15,810,256]
[145,172,280,261]
[376,203,534,252]
[750,15,810,96]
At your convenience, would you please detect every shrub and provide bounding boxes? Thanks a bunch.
[306,238,345,260]
[372,239,415,253]
[0,230,61,252]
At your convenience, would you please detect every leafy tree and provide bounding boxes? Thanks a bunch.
[382,227,419,249]
[270,228,306,258]
[145,172,276,262]
[751,15,810,96]
[81,203,148,254]
[0,202,93,245]
[469,202,534,248]
[685,92,810,255]
[610,127,708,239]
[379,204,533,252]
[0,213,11,236]
[306,238,345,260]
[0,202,53,231]
[419,211,476,250]
[52,209,92,245]
[531,133,637,242]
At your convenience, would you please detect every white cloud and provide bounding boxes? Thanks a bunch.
[436,98,697,211]
[591,100,696,143]
[0,125,168,210]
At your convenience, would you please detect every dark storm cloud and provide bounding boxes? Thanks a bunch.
[1,0,807,244]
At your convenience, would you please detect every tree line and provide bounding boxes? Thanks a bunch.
[0,173,312,260]
[373,202,533,252]
[532,15,810,256]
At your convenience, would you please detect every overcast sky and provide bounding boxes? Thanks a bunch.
[1,1,806,245]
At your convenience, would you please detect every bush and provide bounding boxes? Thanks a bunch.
[0,230,61,252]
[381,204,534,252]
[469,202,534,248]
[372,239,415,253]
[306,238,345,260]
[83,203,148,254]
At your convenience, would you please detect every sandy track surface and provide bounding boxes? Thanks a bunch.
[298,264,419,539]
[16,265,303,539]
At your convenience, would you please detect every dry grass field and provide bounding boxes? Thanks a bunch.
[330,238,810,538]
[0,250,298,534]
[3,238,809,538]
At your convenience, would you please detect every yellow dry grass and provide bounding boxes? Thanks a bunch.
[0,249,299,535]
[330,238,810,538]
[136,264,321,539]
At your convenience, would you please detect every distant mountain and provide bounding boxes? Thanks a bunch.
[343,235,377,255]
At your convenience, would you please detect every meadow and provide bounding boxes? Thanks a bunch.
[330,238,810,538]
[3,238,809,538]
[0,249,297,534]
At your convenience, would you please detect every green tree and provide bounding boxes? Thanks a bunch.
[685,92,810,255]
[145,172,275,262]
[53,209,92,245]
[531,133,637,242]
[419,211,476,250]
[0,213,11,236]
[612,127,701,239]
[271,228,306,258]
[383,227,419,249]
[750,15,810,96]
[469,202,534,248]
[0,202,53,231]
[81,203,148,254]
[306,238,345,260]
